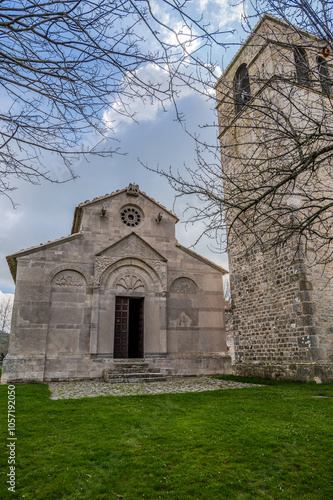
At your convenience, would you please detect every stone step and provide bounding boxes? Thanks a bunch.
[113,359,147,364]
[109,366,160,374]
[103,363,165,383]
[107,371,165,379]
[112,362,148,369]
[105,376,167,384]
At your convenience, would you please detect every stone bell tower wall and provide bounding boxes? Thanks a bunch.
[215,15,333,381]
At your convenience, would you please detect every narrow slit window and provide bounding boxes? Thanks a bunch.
[294,46,311,87]
[317,56,330,95]
[234,63,251,114]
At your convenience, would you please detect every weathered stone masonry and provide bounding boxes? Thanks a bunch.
[215,14,333,381]
[2,185,231,383]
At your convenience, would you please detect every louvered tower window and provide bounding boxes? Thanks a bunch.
[234,63,251,114]
[294,46,311,86]
[317,56,330,95]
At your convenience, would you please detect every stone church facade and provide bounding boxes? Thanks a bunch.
[1,184,230,383]
[215,15,333,382]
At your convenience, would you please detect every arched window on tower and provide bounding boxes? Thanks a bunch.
[317,56,331,95]
[234,63,251,114]
[294,46,311,86]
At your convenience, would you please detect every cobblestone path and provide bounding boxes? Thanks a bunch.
[49,377,263,400]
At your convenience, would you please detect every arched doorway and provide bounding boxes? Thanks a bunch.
[114,296,144,358]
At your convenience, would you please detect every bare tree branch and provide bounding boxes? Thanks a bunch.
[153,1,333,268]
[0,0,232,203]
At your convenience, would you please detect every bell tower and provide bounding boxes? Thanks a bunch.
[215,14,333,382]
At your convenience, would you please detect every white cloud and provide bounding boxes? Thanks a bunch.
[161,21,202,54]
[102,0,242,131]
[0,209,23,239]
[197,0,244,27]
[103,62,202,131]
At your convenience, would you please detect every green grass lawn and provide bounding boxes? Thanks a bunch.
[0,377,332,499]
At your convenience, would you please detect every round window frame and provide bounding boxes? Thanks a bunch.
[119,205,144,228]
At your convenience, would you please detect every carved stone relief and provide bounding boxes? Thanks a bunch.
[152,262,167,291]
[176,312,192,328]
[53,271,85,288]
[168,311,195,328]
[116,275,145,292]
[107,235,161,261]
[94,234,167,290]
[170,277,198,294]
[127,183,139,196]
[94,257,115,287]
[48,265,92,287]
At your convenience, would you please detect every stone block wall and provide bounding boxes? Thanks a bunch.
[215,15,333,382]
[2,186,231,383]
[229,241,333,381]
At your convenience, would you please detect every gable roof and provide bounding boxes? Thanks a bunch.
[6,233,83,283]
[71,185,179,234]
[176,243,228,274]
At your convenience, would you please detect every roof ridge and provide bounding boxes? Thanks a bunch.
[74,184,178,218]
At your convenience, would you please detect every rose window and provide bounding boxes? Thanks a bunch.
[120,207,141,227]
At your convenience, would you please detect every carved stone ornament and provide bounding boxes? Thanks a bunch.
[176,312,192,328]
[120,207,141,227]
[94,257,115,287]
[127,183,139,196]
[53,272,85,288]
[170,277,198,294]
[116,275,144,292]
[94,234,167,290]
[104,234,160,261]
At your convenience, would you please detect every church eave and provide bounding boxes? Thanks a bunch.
[6,233,83,283]
[175,243,228,274]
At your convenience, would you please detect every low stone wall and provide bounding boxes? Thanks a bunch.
[1,355,45,384]
[1,352,232,383]
[233,361,333,383]
[147,353,232,377]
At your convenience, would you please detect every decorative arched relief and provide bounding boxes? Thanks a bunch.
[53,271,85,288]
[169,277,198,294]
[102,259,160,294]
[116,274,145,293]
[96,257,166,292]
[48,265,92,287]
[94,233,167,289]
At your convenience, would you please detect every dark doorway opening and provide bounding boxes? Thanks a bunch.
[114,297,144,358]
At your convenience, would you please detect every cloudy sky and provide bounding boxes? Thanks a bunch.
[0,1,249,299]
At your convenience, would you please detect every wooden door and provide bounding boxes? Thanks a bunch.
[114,297,129,358]
[137,298,144,358]
[128,298,144,358]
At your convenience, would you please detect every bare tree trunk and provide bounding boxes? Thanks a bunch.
[0,296,13,334]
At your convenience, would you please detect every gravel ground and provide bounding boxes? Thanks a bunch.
[48,377,262,400]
